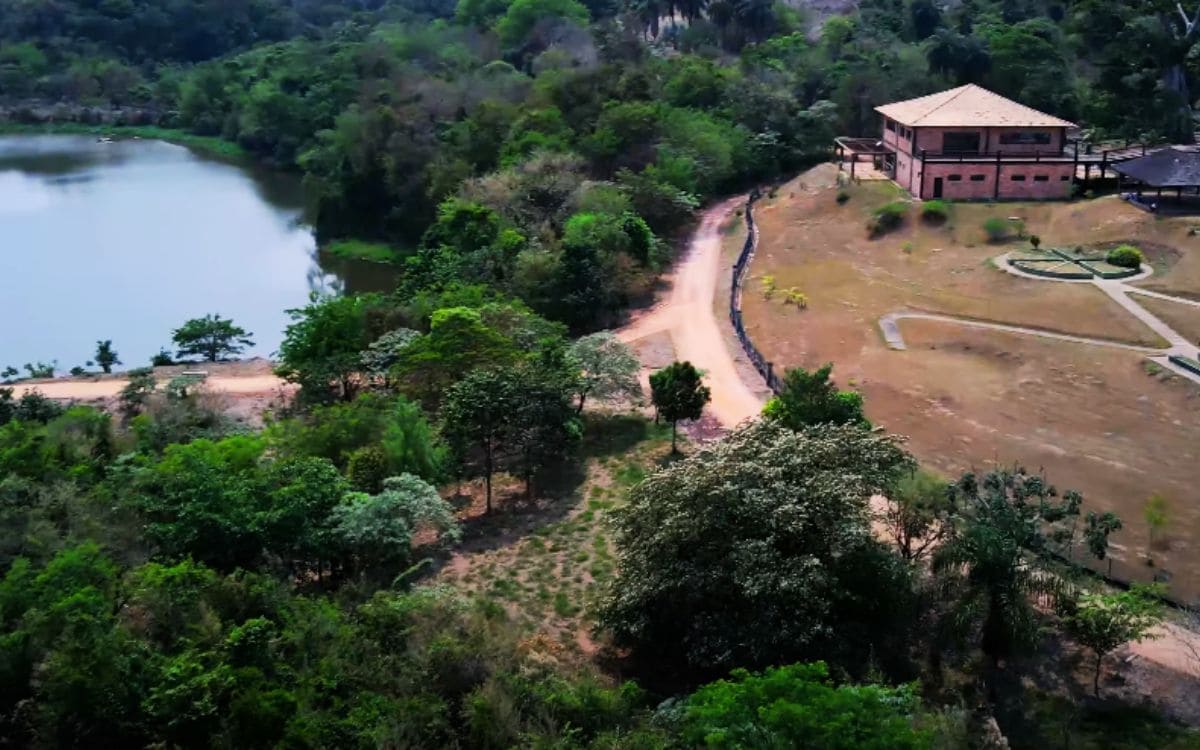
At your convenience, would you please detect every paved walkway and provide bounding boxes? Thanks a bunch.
[882,258,1200,385]
[618,197,766,428]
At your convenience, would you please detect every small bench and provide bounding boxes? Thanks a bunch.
[178,371,209,380]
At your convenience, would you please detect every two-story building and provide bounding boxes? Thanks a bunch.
[841,84,1080,201]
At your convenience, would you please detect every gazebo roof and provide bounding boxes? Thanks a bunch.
[1112,147,1200,187]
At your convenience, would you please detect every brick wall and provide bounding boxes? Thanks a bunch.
[910,126,1065,156]
[920,162,1074,200]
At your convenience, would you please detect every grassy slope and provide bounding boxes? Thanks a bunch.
[322,239,404,265]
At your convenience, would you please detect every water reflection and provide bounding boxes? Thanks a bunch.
[0,135,395,371]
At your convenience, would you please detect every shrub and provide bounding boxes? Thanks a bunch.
[868,201,908,236]
[920,199,949,223]
[1107,244,1145,269]
[760,275,777,300]
[150,349,173,367]
[983,217,1011,242]
[836,190,850,205]
[1029,234,1041,249]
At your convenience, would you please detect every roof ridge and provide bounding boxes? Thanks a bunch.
[905,84,971,124]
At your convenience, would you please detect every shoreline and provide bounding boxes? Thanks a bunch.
[0,121,247,162]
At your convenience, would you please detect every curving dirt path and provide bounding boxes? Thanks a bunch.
[619,196,766,428]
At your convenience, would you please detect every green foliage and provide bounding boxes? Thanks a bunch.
[94,340,121,374]
[1060,585,1165,697]
[982,216,1020,243]
[276,293,385,404]
[649,361,711,452]
[1107,244,1145,269]
[324,239,401,265]
[681,662,931,749]
[567,332,642,413]
[836,190,851,204]
[920,199,949,223]
[267,393,445,482]
[494,0,589,49]
[934,469,1120,664]
[171,314,254,362]
[599,421,917,676]
[763,363,867,430]
[332,474,459,576]
[869,201,908,236]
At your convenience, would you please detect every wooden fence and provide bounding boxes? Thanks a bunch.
[729,190,783,394]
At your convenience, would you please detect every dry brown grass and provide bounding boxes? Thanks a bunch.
[1135,295,1200,347]
[743,169,1200,599]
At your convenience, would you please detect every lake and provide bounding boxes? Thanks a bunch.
[0,135,393,373]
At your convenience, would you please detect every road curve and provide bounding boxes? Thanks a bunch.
[619,196,766,428]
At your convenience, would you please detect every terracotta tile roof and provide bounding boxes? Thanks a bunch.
[875,84,1076,128]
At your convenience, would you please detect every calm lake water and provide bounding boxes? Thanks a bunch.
[0,135,392,372]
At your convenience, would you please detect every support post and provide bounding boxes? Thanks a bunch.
[994,151,1002,200]
[918,149,927,199]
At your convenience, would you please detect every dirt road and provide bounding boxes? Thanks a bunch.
[5,359,289,403]
[619,197,766,428]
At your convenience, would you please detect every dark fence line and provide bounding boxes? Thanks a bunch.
[729,190,783,394]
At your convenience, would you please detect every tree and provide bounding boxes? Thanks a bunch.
[494,0,590,50]
[933,470,1122,667]
[682,662,931,749]
[882,469,956,563]
[1061,585,1164,697]
[276,294,383,404]
[598,421,916,675]
[332,474,459,576]
[392,307,520,404]
[649,361,710,453]
[119,368,157,424]
[442,368,520,514]
[566,332,642,413]
[511,368,581,499]
[762,363,867,430]
[172,314,255,362]
[94,340,121,374]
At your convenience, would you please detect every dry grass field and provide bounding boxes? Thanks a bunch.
[741,166,1200,600]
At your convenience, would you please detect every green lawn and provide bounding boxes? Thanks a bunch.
[322,239,405,265]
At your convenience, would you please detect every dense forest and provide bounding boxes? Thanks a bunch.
[3,0,1200,747]
[4,0,1200,328]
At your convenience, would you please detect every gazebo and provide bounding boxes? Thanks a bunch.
[1112,146,1200,212]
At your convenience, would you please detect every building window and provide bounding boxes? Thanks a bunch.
[886,119,896,132]
[999,131,1052,146]
[942,132,981,153]
[1011,175,1027,182]
[1060,175,1071,181]
[948,174,963,182]
[970,175,986,182]
[1034,175,1050,182]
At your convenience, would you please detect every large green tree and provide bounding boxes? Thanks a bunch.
[599,421,917,676]
[276,294,384,404]
[172,315,255,362]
